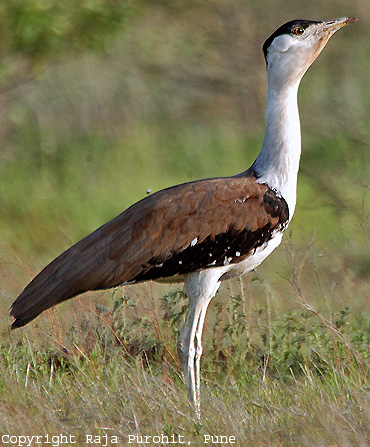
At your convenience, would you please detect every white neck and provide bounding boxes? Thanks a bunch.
[253,77,302,219]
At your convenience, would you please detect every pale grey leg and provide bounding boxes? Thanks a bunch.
[177,300,201,410]
[177,271,221,418]
[194,297,213,412]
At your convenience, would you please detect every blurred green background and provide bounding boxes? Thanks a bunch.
[0,0,369,282]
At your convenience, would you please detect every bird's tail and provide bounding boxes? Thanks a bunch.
[10,242,101,329]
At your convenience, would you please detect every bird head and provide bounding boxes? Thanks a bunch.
[263,17,357,89]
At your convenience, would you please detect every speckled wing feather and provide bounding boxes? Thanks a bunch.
[10,176,288,328]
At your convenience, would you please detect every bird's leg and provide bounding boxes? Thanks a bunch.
[177,299,202,416]
[178,272,221,418]
[194,296,213,413]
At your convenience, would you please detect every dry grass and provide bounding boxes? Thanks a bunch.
[1,233,370,446]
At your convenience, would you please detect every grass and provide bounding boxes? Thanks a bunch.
[1,236,370,445]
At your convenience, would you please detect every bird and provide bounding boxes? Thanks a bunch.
[10,17,357,418]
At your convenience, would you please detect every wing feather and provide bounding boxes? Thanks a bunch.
[10,176,288,328]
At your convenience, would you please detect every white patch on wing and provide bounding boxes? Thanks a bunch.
[190,237,198,247]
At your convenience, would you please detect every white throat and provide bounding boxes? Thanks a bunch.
[253,78,301,219]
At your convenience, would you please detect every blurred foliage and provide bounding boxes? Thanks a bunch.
[0,0,138,95]
[0,0,133,58]
[0,0,369,279]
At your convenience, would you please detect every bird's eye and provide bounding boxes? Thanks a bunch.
[294,27,305,36]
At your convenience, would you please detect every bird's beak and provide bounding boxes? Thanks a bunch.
[316,17,358,34]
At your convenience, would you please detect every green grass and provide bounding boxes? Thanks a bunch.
[1,238,370,445]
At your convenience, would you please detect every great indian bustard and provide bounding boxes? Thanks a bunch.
[10,17,356,418]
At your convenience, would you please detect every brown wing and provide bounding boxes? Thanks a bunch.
[10,176,288,328]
